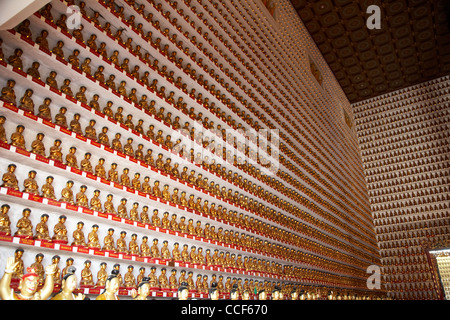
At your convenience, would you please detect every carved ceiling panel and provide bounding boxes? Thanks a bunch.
[290,0,450,102]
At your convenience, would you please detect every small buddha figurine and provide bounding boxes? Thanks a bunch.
[123,138,134,157]
[140,236,150,257]
[169,269,178,290]
[180,192,188,207]
[103,193,116,215]
[34,213,51,241]
[52,215,68,244]
[161,240,171,260]
[181,244,190,263]
[148,267,158,288]
[87,189,101,211]
[102,228,116,252]
[152,180,161,197]
[70,221,86,247]
[95,262,108,288]
[107,163,119,183]
[40,175,56,199]
[1,164,19,190]
[35,29,49,50]
[27,132,43,157]
[10,125,26,149]
[98,127,110,147]
[75,185,89,208]
[151,209,160,227]
[150,238,161,258]
[65,146,78,169]
[112,133,123,153]
[129,202,139,221]
[49,139,63,162]
[140,205,150,224]
[116,231,129,254]
[80,153,93,174]
[51,40,65,59]
[94,158,106,179]
[37,97,53,121]
[54,107,68,128]
[117,198,128,219]
[128,233,139,255]
[79,260,94,288]
[0,204,11,235]
[120,168,131,187]
[18,89,35,114]
[155,153,164,169]
[158,268,169,289]
[171,242,181,261]
[22,170,39,195]
[124,265,136,289]
[7,48,23,70]
[0,116,6,143]
[45,70,58,90]
[59,180,74,204]
[84,119,97,141]
[87,224,101,249]
[144,149,155,166]
[70,113,83,135]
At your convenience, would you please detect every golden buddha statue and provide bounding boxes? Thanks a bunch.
[14,208,33,238]
[1,79,16,105]
[10,125,25,149]
[140,236,151,257]
[116,231,129,254]
[52,215,68,244]
[34,213,51,241]
[128,233,139,255]
[140,205,150,224]
[72,221,87,247]
[89,189,102,212]
[172,242,181,261]
[0,204,11,235]
[102,228,116,252]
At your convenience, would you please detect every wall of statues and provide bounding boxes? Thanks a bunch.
[0,0,383,299]
[353,75,450,300]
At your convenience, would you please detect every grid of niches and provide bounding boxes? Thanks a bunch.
[352,76,450,299]
[59,0,376,268]
[60,0,384,264]
[0,0,384,298]
[230,0,369,246]
[203,0,374,231]
[66,0,380,264]
[180,0,380,256]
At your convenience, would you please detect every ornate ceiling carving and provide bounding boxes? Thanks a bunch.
[290,0,450,103]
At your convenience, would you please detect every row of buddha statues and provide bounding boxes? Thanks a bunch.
[0,201,370,288]
[0,109,374,269]
[0,162,373,280]
[0,81,289,226]
[0,110,348,252]
[1,248,385,300]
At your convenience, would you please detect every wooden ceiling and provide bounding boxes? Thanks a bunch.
[290,0,450,103]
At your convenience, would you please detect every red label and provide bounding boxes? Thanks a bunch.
[6,189,22,197]
[19,238,34,245]
[60,244,72,251]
